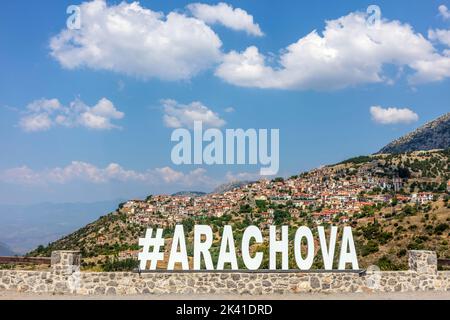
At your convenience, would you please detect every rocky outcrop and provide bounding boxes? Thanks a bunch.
[378,112,450,154]
[212,181,253,194]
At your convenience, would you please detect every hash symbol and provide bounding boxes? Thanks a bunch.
[138,228,165,270]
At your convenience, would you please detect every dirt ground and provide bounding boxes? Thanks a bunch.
[1,291,449,300]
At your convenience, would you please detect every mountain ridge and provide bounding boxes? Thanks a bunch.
[212,181,254,194]
[378,112,450,154]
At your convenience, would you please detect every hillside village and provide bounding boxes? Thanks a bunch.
[28,149,450,271]
[124,150,449,226]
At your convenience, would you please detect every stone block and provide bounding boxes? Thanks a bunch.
[408,250,437,275]
[51,250,81,275]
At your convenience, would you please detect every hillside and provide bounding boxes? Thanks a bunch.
[212,181,254,194]
[378,112,450,154]
[28,150,450,271]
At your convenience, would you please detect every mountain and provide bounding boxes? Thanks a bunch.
[171,191,207,197]
[0,241,15,256]
[212,181,254,194]
[378,112,450,154]
[29,150,450,271]
[0,200,122,254]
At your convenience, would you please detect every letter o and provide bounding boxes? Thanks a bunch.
[294,226,314,270]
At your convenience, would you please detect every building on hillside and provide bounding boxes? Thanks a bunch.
[392,177,403,192]
[411,192,434,204]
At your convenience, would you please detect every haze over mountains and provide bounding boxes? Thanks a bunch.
[0,200,121,254]
[0,242,15,256]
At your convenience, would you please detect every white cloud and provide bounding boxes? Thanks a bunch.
[50,0,222,80]
[216,11,450,90]
[46,162,143,184]
[162,99,226,129]
[224,107,235,113]
[26,98,62,113]
[155,167,213,186]
[154,166,184,183]
[429,28,450,47]
[370,106,419,125]
[48,3,450,90]
[19,113,53,132]
[78,98,124,130]
[439,5,450,20]
[19,99,61,132]
[187,2,263,36]
[19,98,124,132]
[1,166,42,185]
[0,162,215,187]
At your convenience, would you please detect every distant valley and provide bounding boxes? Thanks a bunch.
[0,200,122,254]
[0,242,15,256]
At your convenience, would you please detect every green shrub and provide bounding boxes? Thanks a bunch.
[361,240,379,257]
[377,256,395,271]
[435,223,449,234]
[397,249,407,257]
[103,258,138,272]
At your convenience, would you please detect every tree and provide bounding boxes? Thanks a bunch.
[398,167,411,179]
[391,197,398,207]
[273,210,290,225]
[182,218,195,233]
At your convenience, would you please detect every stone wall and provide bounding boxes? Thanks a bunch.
[0,250,449,295]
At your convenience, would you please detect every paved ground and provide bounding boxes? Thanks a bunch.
[1,291,449,300]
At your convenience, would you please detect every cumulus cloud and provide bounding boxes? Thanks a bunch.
[19,99,60,132]
[19,113,53,132]
[187,2,263,36]
[155,167,213,185]
[50,0,222,80]
[428,5,450,48]
[370,106,419,125]
[439,5,450,20]
[216,11,450,90]
[49,3,450,90]
[0,162,215,187]
[162,99,226,129]
[429,28,450,47]
[19,98,124,132]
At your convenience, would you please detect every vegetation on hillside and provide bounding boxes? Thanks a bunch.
[27,150,450,271]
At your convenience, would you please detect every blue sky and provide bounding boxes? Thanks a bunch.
[0,0,449,204]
